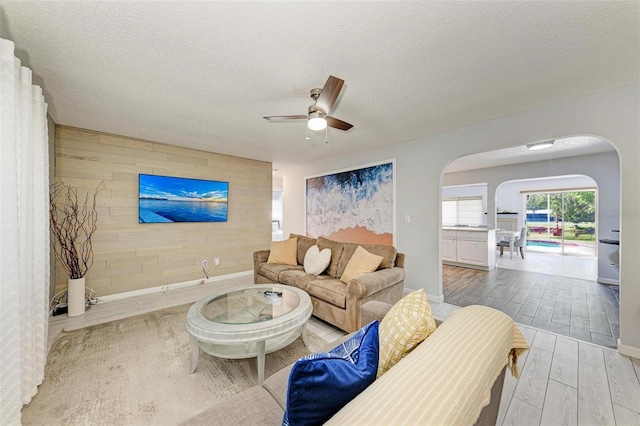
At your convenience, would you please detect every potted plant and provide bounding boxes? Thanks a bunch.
[49,180,103,317]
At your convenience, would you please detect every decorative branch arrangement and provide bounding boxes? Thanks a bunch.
[49,180,104,279]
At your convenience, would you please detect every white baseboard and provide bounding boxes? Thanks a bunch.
[403,287,444,303]
[618,340,640,359]
[443,260,491,271]
[96,270,253,303]
[427,292,445,303]
[597,277,620,285]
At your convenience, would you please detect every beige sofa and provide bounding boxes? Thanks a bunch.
[253,234,405,333]
[181,303,528,426]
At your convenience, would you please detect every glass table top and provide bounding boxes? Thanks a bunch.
[201,287,300,325]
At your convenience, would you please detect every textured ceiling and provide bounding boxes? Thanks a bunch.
[445,136,616,173]
[1,1,638,174]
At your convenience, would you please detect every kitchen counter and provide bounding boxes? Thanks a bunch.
[442,228,496,271]
[599,239,620,245]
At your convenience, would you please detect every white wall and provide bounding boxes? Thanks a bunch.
[273,174,283,191]
[284,84,640,357]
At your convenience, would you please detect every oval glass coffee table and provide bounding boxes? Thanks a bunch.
[185,284,312,385]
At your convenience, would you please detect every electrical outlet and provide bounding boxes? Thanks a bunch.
[202,259,209,267]
[213,258,220,266]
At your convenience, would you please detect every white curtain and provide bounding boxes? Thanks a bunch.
[0,38,50,425]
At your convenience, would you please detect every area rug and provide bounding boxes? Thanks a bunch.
[21,304,328,425]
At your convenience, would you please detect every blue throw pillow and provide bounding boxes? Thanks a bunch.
[282,321,379,426]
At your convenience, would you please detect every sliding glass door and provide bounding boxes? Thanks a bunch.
[525,190,596,256]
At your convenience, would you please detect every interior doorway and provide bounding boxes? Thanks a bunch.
[493,175,599,281]
[272,190,284,241]
[524,189,597,257]
[440,140,620,348]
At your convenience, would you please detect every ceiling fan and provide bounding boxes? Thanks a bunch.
[263,75,353,132]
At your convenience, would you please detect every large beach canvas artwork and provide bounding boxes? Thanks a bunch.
[306,161,394,246]
[138,174,229,223]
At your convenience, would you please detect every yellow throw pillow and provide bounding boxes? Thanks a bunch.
[377,289,436,378]
[267,237,298,265]
[340,246,384,284]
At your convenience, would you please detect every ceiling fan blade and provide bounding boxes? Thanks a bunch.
[315,75,344,114]
[327,116,353,131]
[263,115,307,121]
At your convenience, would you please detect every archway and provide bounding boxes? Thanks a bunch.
[494,175,600,280]
[439,136,621,348]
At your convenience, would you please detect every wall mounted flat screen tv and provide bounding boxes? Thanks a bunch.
[139,174,228,223]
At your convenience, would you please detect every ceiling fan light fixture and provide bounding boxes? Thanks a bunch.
[527,140,555,151]
[308,111,327,131]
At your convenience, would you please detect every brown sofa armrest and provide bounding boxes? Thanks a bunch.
[346,267,405,299]
[253,250,271,283]
[254,250,270,264]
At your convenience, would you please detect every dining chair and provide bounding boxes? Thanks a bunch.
[498,227,527,259]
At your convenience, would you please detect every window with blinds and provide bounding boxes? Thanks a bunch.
[442,197,483,226]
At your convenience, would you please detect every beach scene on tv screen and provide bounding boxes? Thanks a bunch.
[139,174,228,223]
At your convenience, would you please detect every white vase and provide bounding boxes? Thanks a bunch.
[67,277,86,317]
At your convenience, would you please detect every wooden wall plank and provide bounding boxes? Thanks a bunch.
[54,125,272,297]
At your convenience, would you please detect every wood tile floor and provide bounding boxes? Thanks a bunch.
[496,250,598,281]
[47,275,640,425]
[428,302,640,426]
[444,265,620,348]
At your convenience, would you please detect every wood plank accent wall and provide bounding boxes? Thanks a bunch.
[54,125,272,297]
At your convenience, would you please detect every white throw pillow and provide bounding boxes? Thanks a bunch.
[303,245,332,275]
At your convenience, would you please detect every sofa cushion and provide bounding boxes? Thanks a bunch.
[377,289,436,377]
[306,278,347,308]
[316,237,344,278]
[279,270,316,291]
[303,245,332,275]
[262,363,293,410]
[267,237,298,265]
[337,243,397,278]
[258,263,303,282]
[326,306,529,426]
[340,246,384,284]
[290,233,317,265]
[283,321,379,426]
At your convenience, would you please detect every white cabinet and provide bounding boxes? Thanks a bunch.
[442,228,496,271]
[442,236,457,262]
[456,238,486,265]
